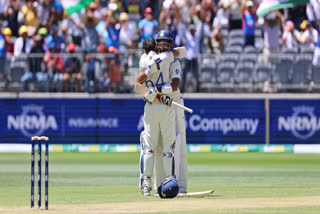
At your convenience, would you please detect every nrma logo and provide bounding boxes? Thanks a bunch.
[278,106,320,140]
[7,105,58,137]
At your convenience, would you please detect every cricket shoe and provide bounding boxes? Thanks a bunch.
[142,187,151,196]
[179,187,187,194]
[177,187,187,196]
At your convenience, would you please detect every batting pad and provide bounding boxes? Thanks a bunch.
[174,133,181,180]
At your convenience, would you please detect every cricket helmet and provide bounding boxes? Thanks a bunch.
[157,177,179,199]
[155,29,174,53]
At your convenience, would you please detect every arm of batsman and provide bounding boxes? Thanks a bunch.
[173,47,186,58]
[148,47,186,74]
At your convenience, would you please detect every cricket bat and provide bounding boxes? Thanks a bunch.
[134,83,193,113]
[177,190,214,198]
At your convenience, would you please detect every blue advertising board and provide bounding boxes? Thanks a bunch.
[0,98,265,144]
[184,99,265,144]
[269,99,320,144]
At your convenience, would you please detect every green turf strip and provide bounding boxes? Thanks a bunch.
[0,153,319,208]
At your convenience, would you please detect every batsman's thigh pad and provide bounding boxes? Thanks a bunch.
[159,105,176,150]
[143,103,162,150]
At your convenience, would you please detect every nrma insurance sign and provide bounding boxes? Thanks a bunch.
[278,106,320,140]
[7,105,58,137]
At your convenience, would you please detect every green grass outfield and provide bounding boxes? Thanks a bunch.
[0,152,319,214]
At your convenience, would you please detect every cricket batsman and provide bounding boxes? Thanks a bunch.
[153,32,188,194]
[136,30,187,196]
[136,34,177,196]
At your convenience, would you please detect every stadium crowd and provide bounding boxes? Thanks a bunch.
[0,0,319,93]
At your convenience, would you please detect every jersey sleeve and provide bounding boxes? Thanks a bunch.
[157,51,174,66]
[138,54,145,73]
[170,59,182,80]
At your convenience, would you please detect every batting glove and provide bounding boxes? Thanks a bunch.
[157,94,173,107]
[144,87,157,104]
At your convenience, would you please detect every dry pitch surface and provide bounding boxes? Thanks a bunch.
[0,196,320,214]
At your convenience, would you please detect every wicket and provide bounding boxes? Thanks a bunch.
[31,136,49,210]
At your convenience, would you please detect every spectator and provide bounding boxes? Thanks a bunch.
[287,6,307,30]
[0,0,6,20]
[61,24,72,45]
[3,27,14,54]
[108,46,121,92]
[164,13,179,46]
[220,0,242,29]
[313,25,320,65]
[38,0,51,28]
[84,45,96,93]
[14,25,33,56]
[96,10,109,44]
[189,1,203,26]
[105,12,120,50]
[107,0,121,16]
[300,20,318,48]
[263,11,282,63]
[210,25,224,55]
[4,0,20,37]
[30,30,46,86]
[48,0,64,24]
[241,0,257,47]
[189,1,213,53]
[119,12,133,65]
[126,0,141,20]
[65,11,83,47]
[201,0,217,25]
[282,20,300,48]
[35,28,50,91]
[82,13,99,50]
[45,24,65,52]
[22,0,39,29]
[63,43,82,92]
[16,25,33,91]
[44,42,64,92]
[159,1,178,29]
[138,7,158,43]
[181,23,203,92]
[0,27,8,89]
[306,0,320,27]
[213,1,230,28]
[87,2,102,19]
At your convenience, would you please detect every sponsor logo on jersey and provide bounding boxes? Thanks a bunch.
[278,105,320,140]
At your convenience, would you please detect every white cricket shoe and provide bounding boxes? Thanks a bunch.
[142,187,151,196]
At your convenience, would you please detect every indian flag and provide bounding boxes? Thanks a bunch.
[257,0,309,17]
[60,0,94,15]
